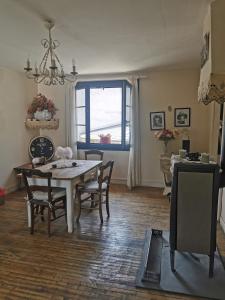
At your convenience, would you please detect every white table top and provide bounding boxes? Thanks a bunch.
[37,159,102,180]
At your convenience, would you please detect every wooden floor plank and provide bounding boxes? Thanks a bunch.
[0,185,224,299]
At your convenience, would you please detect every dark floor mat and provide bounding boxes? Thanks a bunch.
[136,230,225,300]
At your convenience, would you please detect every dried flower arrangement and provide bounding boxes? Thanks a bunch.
[154,129,179,153]
[99,134,111,144]
[154,129,179,141]
[27,93,58,119]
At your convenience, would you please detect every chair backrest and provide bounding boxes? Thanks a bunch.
[98,160,114,191]
[84,150,104,161]
[22,169,53,202]
[170,162,220,255]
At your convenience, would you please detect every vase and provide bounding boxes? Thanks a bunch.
[34,109,52,121]
[163,140,169,154]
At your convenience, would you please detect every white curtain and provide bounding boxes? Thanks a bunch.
[127,78,141,189]
[65,82,78,158]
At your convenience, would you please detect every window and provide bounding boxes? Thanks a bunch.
[75,80,131,151]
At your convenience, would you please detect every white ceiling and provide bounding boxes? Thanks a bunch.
[0,0,210,75]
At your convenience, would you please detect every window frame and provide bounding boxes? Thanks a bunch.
[75,80,132,151]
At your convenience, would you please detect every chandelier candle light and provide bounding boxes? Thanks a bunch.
[24,21,78,86]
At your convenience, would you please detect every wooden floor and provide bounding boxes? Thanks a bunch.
[0,185,225,300]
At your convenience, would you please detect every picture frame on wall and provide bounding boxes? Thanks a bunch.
[174,107,191,127]
[150,111,165,130]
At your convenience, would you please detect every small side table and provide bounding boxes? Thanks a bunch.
[160,154,172,196]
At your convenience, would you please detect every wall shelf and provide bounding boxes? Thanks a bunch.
[25,119,59,130]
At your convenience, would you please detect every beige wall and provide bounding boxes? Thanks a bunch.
[199,4,212,90]
[212,0,225,74]
[38,83,129,183]
[140,69,210,187]
[38,84,67,146]
[0,68,37,192]
[37,69,210,187]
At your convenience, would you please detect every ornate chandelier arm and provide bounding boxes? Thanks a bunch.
[54,53,64,70]
[24,20,78,86]
[39,47,50,72]
[55,75,65,85]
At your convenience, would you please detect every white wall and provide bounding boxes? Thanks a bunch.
[0,68,37,192]
[38,84,67,146]
[37,69,210,187]
[140,69,210,187]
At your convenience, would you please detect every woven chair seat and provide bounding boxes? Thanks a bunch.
[79,180,107,192]
[33,188,66,201]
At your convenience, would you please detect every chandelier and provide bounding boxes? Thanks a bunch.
[24,21,78,85]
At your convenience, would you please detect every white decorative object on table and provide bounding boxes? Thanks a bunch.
[179,149,186,159]
[55,146,73,160]
[200,153,210,163]
[170,154,216,174]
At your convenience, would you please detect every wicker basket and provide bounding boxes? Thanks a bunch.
[25,119,59,130]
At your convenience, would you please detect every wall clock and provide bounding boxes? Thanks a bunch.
[29,136,55,161]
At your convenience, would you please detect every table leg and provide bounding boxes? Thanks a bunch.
[66,181,74,233]
[27,200,31,228]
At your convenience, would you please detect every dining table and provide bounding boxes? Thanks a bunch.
[16,159,102,233]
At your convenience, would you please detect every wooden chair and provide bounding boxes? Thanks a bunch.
[76,160,114,223]
[14,157,47,190]
[84,149,104,186]
[22,169,67,237]
[84,150,104,161]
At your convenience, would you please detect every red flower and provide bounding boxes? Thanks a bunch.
[0,187,5,197]
[154,129,179,141]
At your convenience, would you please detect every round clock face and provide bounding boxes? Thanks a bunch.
[29,136,55,161]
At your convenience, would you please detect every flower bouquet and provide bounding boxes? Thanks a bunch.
[154,129,179,153]
[27,93,58,120]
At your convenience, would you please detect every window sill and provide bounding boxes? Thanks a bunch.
[77,142,130,151]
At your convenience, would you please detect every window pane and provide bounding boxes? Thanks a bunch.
[77,125,86,142]
[76,107,85,125]
[126,86,131,145]
[76,89,85,107]
[126,86,131,106]
[76,88,86,142]
[90,87,122,144]
[126,123,130,144]
[126,106,130,122]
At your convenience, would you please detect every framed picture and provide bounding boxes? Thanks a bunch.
[174,108,191,127]
[150,111,165,130]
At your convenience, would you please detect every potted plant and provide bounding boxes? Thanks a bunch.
[27,93,58,120]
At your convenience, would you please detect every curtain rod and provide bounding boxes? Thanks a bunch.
[76,72,148,80]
